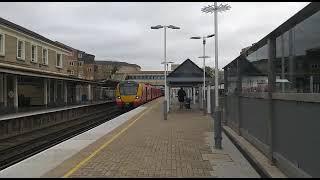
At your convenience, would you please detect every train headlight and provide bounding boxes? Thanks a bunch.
[117,96,121,99]
[135,96,139,99]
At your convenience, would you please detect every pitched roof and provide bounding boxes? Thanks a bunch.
[0,17,70,51]
[167,59,210,78]
[54,41,78,52]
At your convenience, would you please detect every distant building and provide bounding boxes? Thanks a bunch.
[94,60,141,81]
[54,41,83,79]
[83,53,95,80]
[124,70,171,87]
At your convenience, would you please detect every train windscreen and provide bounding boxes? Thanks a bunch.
[119,82,138,95]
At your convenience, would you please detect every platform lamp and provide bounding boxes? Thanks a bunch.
[202,2,231,149]
[151,25,180,120]
[190,34,215,115]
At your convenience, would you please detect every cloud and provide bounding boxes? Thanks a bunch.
[0,2,310,70]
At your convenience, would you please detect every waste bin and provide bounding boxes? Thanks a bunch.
[185,97,191,109]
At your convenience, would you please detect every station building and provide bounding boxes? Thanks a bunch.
[0,17,113,115]
[125,70,169,88]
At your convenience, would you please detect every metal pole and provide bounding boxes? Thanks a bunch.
[163,26,168,120]
[281,35,285,93]
[214,2,222,149]
[203,38,206,115]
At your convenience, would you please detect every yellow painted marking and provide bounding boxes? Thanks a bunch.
[63,100,160,178]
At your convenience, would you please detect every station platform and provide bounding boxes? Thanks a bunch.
[0,97,260,178]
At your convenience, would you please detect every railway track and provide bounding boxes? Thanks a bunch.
[0,105,125,171]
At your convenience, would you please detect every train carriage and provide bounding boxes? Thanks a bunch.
[115,81,162,109]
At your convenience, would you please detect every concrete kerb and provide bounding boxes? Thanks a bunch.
[223,126,287,178]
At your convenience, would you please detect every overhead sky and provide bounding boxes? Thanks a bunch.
[0,2,310,70]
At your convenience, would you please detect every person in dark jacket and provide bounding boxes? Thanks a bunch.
[178,87,186,109]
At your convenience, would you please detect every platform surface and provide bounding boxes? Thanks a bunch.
[40,97,260,178]
[0,103,146,178]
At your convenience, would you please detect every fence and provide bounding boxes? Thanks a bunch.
[222,93,320,178]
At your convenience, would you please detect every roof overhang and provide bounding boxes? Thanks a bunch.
[0,62,97,83]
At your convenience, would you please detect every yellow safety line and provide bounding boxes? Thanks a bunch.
[63,99,160,178]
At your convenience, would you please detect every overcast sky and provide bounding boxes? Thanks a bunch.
[0,2,310,70]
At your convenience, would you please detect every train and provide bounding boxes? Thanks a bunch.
[115,80,163,109]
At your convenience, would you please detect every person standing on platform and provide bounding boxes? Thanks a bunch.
[178,87,186,109]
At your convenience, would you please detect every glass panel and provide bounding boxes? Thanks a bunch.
[31,45,36,61]
[226,61,238,94]
[275,31,290,92]
[242,43,269,93]
[43,49,47,63]
[18,41,22,58]
[0,34,3,53]
[57,54,62,66]
[274,10,320,93]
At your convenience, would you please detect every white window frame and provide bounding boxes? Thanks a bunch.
[0,32,5,56]
[30,44,38,63]
[70,61,74,66]
[42,47,48,65]
[78,61,83,67]
[17,39,25,60]
[78,53,82,58]
[56,52,63,68]
[71,70,74,75]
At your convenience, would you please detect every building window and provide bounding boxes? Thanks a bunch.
[70,61,74,66]
[78,61,83,67]
[17,39,25,60]
[78,53,82,58]
[42,48,48,65]
[71,70,74,75]
[56,53,62,68]
[0,33,4,56]
[31,44,37,63]
[88,67,92,72]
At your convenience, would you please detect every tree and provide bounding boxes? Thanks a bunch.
[205,66,214,78]
[110,64,120,79]
[205,66,224,80]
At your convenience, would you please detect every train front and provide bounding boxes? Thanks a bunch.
[116,81,141,109]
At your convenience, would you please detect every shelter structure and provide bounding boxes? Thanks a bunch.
[166,59,213,113]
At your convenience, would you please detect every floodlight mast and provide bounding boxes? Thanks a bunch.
[202,2,231,149]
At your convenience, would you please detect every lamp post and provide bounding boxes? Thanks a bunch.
[151,25,180,120]
[190,34,214,115]
[202,2,231,149]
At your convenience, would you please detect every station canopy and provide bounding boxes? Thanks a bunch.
[167,59,212,87]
